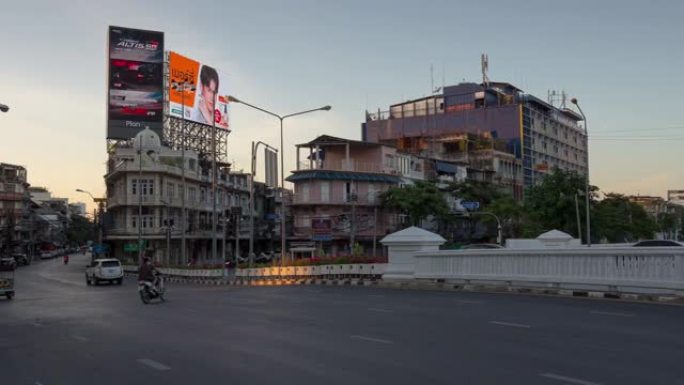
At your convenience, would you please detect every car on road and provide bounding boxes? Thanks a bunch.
[13,253,30,266]
[632,240,683,247]
[86,259,124,286]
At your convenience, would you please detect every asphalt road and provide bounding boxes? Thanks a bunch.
[1,252,683,385]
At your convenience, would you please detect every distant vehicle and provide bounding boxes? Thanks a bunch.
[461,243,504,250]
[86,259,123,286]
[13,253,30,266]
[632,240,683,247]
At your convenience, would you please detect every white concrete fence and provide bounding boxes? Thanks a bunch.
[380,227,684,296]
[413,248,684,295]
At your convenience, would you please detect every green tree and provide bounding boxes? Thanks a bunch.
[381,181,450,226]
[66,215,96,246]
[523,168,598,241]
[487,196,525,238]
[448,180,504,206]
[593,194,656,242]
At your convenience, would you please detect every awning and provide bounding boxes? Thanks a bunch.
[435,161,459,174]
[286,170,401,184]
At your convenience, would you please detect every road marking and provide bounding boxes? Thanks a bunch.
[71,335,89,342]
[368,308,393,313]
[350,335,394,344]
[368,294,385,298]
[540,372,602,385]
[137,358,171,371]
[590,310,635,317]
[488,321,531,329]
[31,322,43,328]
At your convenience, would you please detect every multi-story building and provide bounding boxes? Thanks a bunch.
[668,190,684,207]
[287,135,444,256]
[0,163,32,255]
[104,128,278,264]
[363,81,587,198]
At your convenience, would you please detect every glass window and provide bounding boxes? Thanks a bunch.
[321,181,330,203]
[132,179,137,195]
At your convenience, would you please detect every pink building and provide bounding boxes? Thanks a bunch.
[288,136,424,256]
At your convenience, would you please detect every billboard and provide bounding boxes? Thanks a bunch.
[168,51,230,130]
[107,26,164,139]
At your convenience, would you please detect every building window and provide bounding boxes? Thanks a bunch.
[131,216,137,228]
[132,179,138,194]
[167,182,174,199]
[320,181,330,203]
[200,188,206,203]
[188,187,196,202]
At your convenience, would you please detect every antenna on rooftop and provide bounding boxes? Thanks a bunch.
[481,53,490,87]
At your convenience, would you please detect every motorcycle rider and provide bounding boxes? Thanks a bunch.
[139,257,159,293]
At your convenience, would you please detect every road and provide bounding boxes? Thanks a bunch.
[1,252,683,385]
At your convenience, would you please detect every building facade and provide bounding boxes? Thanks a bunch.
[104,128,279,265]
[287,135,438,256]
[363,81,587,198]
[668,190,684,207]
[0,163,32,255]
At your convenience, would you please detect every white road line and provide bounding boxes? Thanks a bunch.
[488,321,531,329]
[137,358,171,371]
[590,310,634,317]
[350,335,394,344]
[71,335,89,342]
[540,372,603,385]
[368,308,393,313]
[31,322,43,328]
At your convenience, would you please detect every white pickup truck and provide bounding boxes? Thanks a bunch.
[85,259,124,286]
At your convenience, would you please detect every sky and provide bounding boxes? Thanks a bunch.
[1,0,683,213]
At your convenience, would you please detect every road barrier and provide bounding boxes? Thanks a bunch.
[411,247,684,296]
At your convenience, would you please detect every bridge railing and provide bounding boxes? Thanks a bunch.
[413,247,684,294]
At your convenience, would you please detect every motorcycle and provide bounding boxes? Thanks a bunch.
[138,272,165,304]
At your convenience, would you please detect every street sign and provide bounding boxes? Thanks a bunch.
[461,201,480,210]
[93,244,107,254]
[123,241,147,252]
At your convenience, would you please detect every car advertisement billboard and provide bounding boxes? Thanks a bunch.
[107,26,164,139]
[168,51,230,130]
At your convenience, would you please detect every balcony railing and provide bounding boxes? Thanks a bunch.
[297,160,398,174]
[290,194,381,206]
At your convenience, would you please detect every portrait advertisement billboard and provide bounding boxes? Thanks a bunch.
[107,26,164,139]
[168,51,230,131]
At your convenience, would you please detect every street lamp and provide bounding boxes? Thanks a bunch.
[249,141,278,266]
[571,97,591,247]
[228,96,331,267]
[0,103,9,113]
[76,188,102,252]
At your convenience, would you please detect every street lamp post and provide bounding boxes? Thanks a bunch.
[571,98,591,247]
[76,189,102,253]
[249,141,278,267]
[467,211,503,245]
[227,96,331,268]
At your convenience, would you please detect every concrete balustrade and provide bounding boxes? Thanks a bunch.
[413,247,684,295]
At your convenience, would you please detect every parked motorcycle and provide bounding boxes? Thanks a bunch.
[138,272,165,304]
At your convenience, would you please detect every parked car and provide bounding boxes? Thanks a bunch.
[461,243,504,250]
[85,259,124,286]
[13,253,30,266]
[632,240,683,247]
